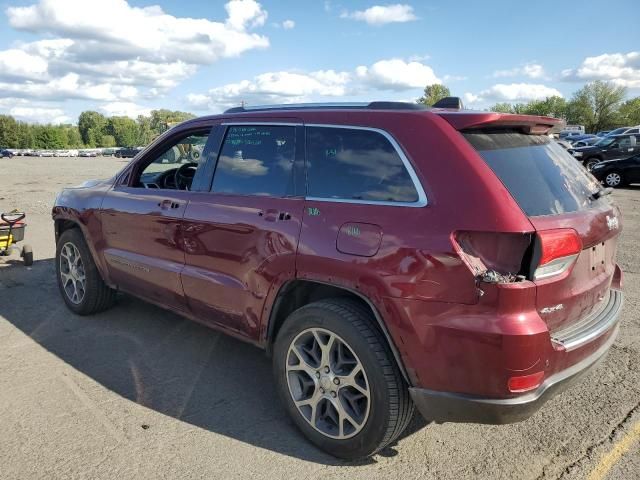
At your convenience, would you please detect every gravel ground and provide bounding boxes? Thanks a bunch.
[0,156,638,479]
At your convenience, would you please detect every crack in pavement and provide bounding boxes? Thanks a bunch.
[535,401,640,479]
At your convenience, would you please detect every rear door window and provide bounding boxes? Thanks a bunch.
[305,126,420,203]
[464,130,604,217]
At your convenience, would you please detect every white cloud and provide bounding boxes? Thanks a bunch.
[463,92,480,104]
[356,59,440,90]
[443,74,467,82]
[188,70,351,110]
[0,0,270,108]
[186,57,442,111]
[7,0,269,64]
[282,19,295,29]
[340,4,417,25]
[0,49,48,80]
[493,63,546,79]
[9,106,70,124]
[561,51,640,88]
[99,102,152,118]
[0,73,136,101]
[466,83,563,104]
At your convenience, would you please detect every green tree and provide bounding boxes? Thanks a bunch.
[36,126,65,149]
[150,109,196,134]
[66,127,83,148]
[618,97,640,126]
[106,116,138,146]
[489,102,516,113]
[523,96,568,118]
[0,115,18,147]
[100,135,116,148]
[566,81,627,132]
[136,115,154,146]
[78,111,107,146]
[417,84,451,106]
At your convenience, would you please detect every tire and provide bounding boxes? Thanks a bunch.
[21,244,33,266]
[604,171,624,188]
[585,158,600,171]
[273,298,414,459]
[56,228,116,315]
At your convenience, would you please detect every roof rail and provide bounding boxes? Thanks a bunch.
[223,101,429,114]
[432,96,464,109]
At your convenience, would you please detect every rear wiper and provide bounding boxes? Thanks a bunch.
[590,187,613,200]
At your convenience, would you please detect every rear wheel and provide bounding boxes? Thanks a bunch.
[604,171,624,188]
[21,244,33,266]
[56,228,116,315]
[273,298,414,459]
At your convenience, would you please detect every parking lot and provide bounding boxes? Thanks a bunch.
[1,156,638,479]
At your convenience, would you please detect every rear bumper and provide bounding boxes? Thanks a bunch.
[409,289,623,424]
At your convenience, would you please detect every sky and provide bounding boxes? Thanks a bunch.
[0,0,638,124]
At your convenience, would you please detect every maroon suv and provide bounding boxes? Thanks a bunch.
[52,100,624,459]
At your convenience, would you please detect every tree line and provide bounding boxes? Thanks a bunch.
[0,109,195,150]
[418,81,640,133]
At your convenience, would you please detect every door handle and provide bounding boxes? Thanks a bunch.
[158,199,180,209]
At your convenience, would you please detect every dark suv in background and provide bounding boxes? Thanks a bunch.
[115,147,142,158]
[52,100,624,459]
[571,133,640,170]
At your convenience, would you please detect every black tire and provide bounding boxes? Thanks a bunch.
[604,170,625,188]
[273,298,414,459]
[585,157,600,171]
[21,244,33,266]
[56,228,116,315]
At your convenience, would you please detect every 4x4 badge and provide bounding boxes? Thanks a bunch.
[606,215,619,231]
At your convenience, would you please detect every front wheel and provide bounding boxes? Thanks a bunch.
[273,298,414,459]
[604,171,624,188]
[585,158,600,171]
[56,228,116,315]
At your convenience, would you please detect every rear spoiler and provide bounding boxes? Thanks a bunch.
[434,111,563,135]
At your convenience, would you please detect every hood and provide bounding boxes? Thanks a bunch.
[67,177,115,189]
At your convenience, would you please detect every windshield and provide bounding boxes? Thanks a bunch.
[464,130,606,217]
[595,137,615,147]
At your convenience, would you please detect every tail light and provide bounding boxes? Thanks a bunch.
[533,229,582,280]
[508,371,544,393]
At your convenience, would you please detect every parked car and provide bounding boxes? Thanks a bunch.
[559,125,585,136]
[52,100,624,459]
[115,147,141,158]
[570,133,640,170]
[102,148,117,156]
[78,150,98,157]
[591,153,640,187]
[0,148,14,158]
[606,126,640,136]
[572,137,600,148]
[567,134,597,144]
[559,131,583,140]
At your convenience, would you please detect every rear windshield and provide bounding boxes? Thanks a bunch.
[464,130,604,216]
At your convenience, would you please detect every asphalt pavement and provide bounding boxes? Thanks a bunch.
[0,157,638,479]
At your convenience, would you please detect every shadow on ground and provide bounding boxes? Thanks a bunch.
[0,258,428,465]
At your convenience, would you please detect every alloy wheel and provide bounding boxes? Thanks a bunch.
[59,242,86,304]
[605,172,622,187]
[286,328,371,439]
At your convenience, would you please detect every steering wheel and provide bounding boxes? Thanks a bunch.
[174,162,198,190]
